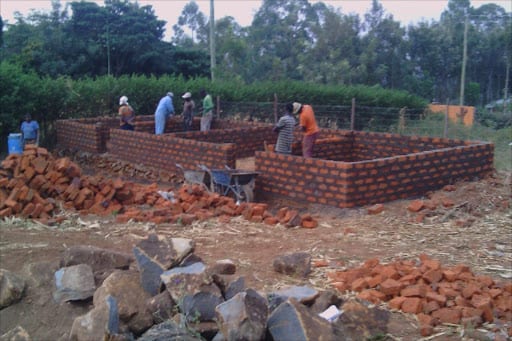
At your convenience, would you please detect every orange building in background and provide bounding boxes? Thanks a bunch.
[428,104,475,126]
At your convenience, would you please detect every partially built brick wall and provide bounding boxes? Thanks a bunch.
[108,129,236,171]
[255,131,494,208]
[56,117,118,153]
[175,123,276,158]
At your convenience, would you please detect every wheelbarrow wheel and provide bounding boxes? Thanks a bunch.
[241,184,254,203]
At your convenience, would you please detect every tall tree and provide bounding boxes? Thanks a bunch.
[172,1,207,46]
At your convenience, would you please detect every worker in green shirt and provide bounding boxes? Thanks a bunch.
[200,89,214,131]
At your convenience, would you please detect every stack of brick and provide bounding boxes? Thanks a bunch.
[327,254,512,337]
[1,147,319,228]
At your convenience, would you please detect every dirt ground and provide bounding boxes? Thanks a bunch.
[0,155,511,340]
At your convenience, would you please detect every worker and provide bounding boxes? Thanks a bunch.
[273,103,296,154]
[20,113,39,146]
[292,102,319,158]
[181,92,195,131]
[154,92,175,135]
[118,95,135,131]
[200,89,214,131]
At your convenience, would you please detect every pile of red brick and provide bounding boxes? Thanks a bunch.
[0,147,318,228]
[326,254,512,336]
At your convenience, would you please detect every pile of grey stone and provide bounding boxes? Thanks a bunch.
[1,234,391,340]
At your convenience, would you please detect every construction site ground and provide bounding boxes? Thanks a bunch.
[0,153,511,340]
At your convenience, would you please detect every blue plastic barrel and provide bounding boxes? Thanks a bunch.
[8,133,23,155]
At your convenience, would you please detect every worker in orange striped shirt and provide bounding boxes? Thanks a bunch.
[292,102,319,158]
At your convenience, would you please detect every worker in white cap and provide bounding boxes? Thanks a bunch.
[181,92,195,131]
[118,95,135,131]
[154,92,175,135]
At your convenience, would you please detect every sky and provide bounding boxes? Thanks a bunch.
[1,0,511,40]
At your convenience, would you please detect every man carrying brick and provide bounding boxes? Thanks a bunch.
[292,102,319,158]
[154,92,175,135]
[273,103,296,154]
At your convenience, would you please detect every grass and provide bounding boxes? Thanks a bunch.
[403,115,511,172]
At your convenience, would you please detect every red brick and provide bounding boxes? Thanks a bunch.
[351,278,368,292]
[432,308,461,324]
[408,200,424,212]
[367,204,384,214]
[401,285,427,298]
[442,269,458,282]
[426,292,447,306]
[422,269,443,284]
[379,278,403,296]
[357,289,385,304]
[423,300,440,314]
[401,297,423,314]
[388,296,406,310]
[462,283,481,298]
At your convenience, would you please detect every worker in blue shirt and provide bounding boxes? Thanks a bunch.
[154,92,175,135]
[20,114,40,146]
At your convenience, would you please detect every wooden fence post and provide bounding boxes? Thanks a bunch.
[216,96,220,118]
[350,97,355,130]
[444,100,449,138]
[273,93,278,123]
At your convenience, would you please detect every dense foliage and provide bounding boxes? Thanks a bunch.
[1,0,510,106]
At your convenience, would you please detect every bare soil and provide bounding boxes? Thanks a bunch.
[0,159,511,340]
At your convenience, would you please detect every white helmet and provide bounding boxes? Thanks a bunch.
[119,96,128,105]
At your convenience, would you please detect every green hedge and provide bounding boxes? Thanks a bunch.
[0,61,427,148]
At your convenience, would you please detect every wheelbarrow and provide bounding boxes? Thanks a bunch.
[175,164,211,191]
[199,165,259,203]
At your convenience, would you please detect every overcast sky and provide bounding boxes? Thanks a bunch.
[1,0,511,40]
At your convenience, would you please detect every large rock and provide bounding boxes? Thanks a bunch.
[272,252,311,278]
[22,261,60,289]
[138,320,202,341]
[332,299,391,340]
[93,270,153,335]
[207,259,236,276]
[267,298,336,341]
[69,295,120,341]
[181,284,224,323]
[146,291,175,324]
[53,264,95,303]
[0,269,26,309]
[215,289,268,341]
[0,326,31,341]
[160,262,210,302]
[212,274,245,300]
[134,235,195,296]
[135,234,194,270]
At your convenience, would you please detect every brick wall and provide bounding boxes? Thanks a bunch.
[108,129,237,172]
[56,117,117,153]
[175,124,277,158]
[255,132,494,208]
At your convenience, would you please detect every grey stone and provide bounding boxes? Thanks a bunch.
[270,285,319,305]
[69,295,120,341]
[0,269,26,309]
[93,270,153,335]
[272,252,311,277]
[53,264,95,303]
[208,259,236,275]
[309,290,343,314]
[21,261,60,289]
[0,325,31,341]
[138,320,201,341]
[267,298,336,341]
[178,253,203,267]
[146,291,175,324]
[212,274,245,300]
[61,245,133,286]
[133,247,164,296]
[61,245,133,272]
[332,299,390,340]
[135,234,194,270]
[215,289,268,341]
[160,262,210,302]
[181,285,224,323]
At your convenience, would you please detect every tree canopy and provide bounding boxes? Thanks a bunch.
[1,0,510,106]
